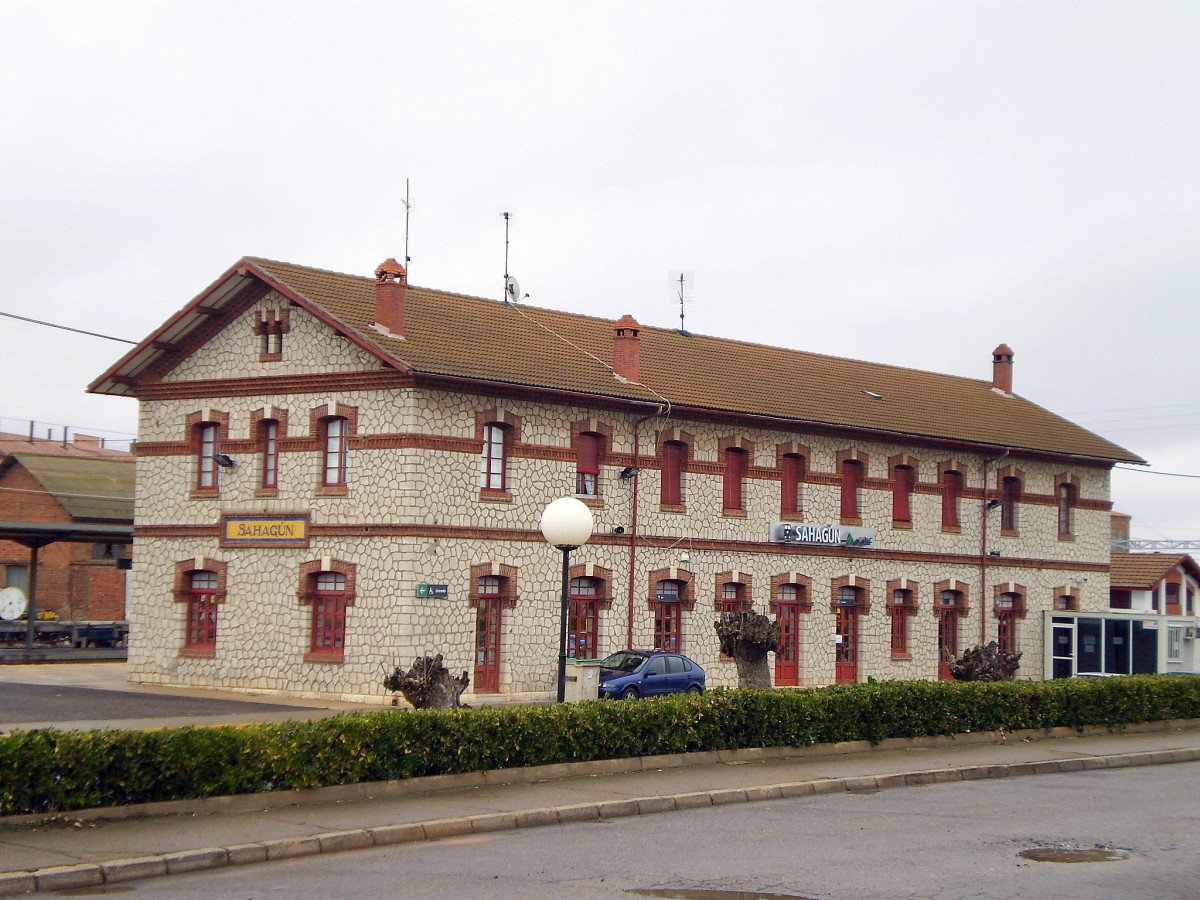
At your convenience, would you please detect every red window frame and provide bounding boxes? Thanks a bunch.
[310,572,348,656]
[661,441,684,506]
[780,453,802,517]
[197,423,219,489]
[723,448,746,511]
[260,419,279,489]
[1057,483,1076,536]
[323,417,348,486]
[892,465,913,523]
[941,470,962,528]
[835,587,859,684]
[185,570,219,650]
[996,593,1018,653]
[719,582,745,616]
[840,460,861,521]
[890,589,911,654]
[568,577,599,658]
[474,576,503,692]
[937,590,960,679]
[1000,476,1020,531]
[654,580,682,651]
[481,424,507,491]
[576,433,600,497]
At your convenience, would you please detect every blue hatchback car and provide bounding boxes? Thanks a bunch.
[598,650,705,699]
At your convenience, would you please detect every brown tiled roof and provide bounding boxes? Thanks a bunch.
[92,257,1144,464]
[0,432,131,461]
[1110,552,1200,590]
[0,454,135,523]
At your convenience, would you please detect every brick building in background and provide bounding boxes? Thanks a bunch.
[0,433,134,622]
[92,256,1144,702]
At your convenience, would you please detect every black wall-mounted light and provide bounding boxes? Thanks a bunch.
[214,454,237,468]
[619,466,640,479]
[986,499,1002,510]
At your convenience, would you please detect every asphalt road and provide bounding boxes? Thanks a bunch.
[86,761,1200,900]
[0,680,321,724]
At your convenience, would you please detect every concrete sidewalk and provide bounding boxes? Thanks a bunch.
[3,720,1200,897]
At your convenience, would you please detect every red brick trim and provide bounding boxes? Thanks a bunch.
[135,370,417,400]
[714,571,754,612]
[992,582,1028,618]
[296,558,357,606]
[886,578,921,613]
[172,557,228,602]
[1051,585,1081,611]
[648,566,695,611]
[179,647,217,659]
[933,579,971,616]
[476,408,523,443]
[310,403,358,438]
[469,562,519,608]
[830,575,871,614]
[568,563,614,609]
[768,573,813,614]
[185,409,229,499]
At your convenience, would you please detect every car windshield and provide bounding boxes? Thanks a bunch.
[601,651,647,672]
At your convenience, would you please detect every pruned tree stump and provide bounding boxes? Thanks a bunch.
[715,610,781,689]
[383,653,470,708]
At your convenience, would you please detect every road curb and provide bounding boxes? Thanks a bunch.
[4,745,1200,896]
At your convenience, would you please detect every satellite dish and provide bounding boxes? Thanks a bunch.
[0,586,27,620]
[504,275,521,304]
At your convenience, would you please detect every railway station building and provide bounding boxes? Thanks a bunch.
[91,256,1144,702]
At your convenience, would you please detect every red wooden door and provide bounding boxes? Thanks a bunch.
[938,608,958,680]
[775,601,800,686]
[474,582,502,693]
[835,604,858,683]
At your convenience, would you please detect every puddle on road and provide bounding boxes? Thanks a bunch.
[630,889,822,900]
[1019,847,1130,863]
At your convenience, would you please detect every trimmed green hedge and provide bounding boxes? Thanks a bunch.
[3,675,1199,817]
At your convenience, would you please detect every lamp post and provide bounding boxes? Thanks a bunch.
[540,497,594,703]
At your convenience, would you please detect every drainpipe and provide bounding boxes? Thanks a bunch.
[980,449,1010,643]
[627,406,666,649]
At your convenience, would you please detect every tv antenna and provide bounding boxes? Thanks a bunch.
[502,211,523,304]
[402,178,413,273]
[669,270,694,336]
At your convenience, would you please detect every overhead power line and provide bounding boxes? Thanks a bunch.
[1114,466,1200,479]
[0,310,137,344]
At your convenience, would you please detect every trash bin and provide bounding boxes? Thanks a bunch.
[563,659,603,702]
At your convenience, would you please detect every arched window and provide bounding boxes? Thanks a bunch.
[481,423,508,491]
[654,580,683,651]
[780,453,804,518]
[723,447,747,512]
[941,470,962,529]
[1000,476,1021,532]
[568,577,600,658]
[835,586,860,683]
[840,460,862,522]
[719,581,747,615]
[1057,481,1077,537]
[996,592,1021,653]
[322,416,348,486]
[937,590,963,679]
[661,441,685,507]
[260,419,279,489]
[311,571,348,657]
[892,465,914,524]
[185,570,219,651]
[575,432,601,497]
[197,422,220,490]
[890,588,914,655]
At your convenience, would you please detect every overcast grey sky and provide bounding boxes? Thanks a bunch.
[1,1,1197,542]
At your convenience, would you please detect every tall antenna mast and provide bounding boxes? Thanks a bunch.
[501,212,521,304]
[402,179,413,273]
[669,270,694,336]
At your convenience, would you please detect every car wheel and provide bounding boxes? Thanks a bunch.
[687,684,703,694]
[621,686,639,700]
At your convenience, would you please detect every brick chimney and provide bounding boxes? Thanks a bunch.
[373,258,407,337]
[613,315,641,383]
[992,343,1014,395]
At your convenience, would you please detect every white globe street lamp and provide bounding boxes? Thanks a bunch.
[540,497,594,702]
